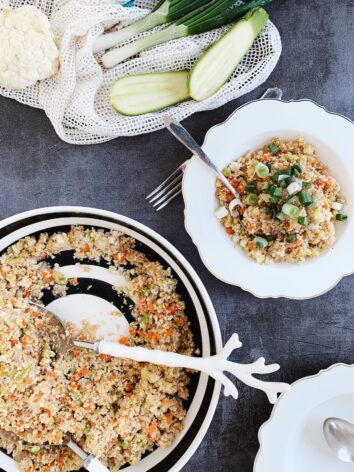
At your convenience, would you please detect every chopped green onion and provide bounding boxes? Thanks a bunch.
[268,143,281,155]
[269,196,280,203]
[336,213,348,221]
[278,179,288,188]
[331,202,343,211]
[215,206,228,219]
[253,237,268,248]
[282,203,299,217]
[222,167,231,176]
[298,216,308,226]
[303,181,312,189]
[291,164,303,176]
[246,182,257,192]
[265,234,275,241]
[245,193,259,205]
[286,233,297,243]
[270,186,282,197]
[255,162,270,178]
[278,173,291,181]
[299,192,314,207]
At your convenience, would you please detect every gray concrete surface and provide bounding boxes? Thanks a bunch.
[0,1,353,470]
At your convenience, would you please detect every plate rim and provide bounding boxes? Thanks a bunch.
[182,97,354,299]
[0,205,223,472]
[253,362,354,471]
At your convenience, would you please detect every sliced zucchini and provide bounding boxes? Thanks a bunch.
[110,71,189,116]
[189,8,269,102]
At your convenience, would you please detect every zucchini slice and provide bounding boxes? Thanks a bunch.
[110,71,189,116]
[189,8,269,102]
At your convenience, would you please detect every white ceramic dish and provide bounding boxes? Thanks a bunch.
[183,99,354,299]
[254,364,354,472]
[0,206,222,472]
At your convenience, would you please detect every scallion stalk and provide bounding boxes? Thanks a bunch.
[102,0,272,68]
[93,0,213,53]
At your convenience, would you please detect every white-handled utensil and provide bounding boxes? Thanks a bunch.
[31,302,289,403]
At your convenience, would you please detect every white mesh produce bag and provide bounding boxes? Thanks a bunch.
[0,0,282,144]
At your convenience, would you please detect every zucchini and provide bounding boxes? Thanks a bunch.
[189,8,269,101]
[110,70,189,116]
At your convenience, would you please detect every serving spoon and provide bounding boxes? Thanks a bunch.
[30,302,289,403]
[323,417,354,462]
[0,429,108,472]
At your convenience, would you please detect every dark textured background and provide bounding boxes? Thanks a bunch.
[0,1,353,470]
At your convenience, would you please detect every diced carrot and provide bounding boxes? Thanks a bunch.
[247,242,255,250]
[226,227,234,235]
[119,337,129,345]
[163,327,173,337]
[137,329,144,338]
[239,207,246,216]
[235,182,246,194]
[165,305,175,314]
[113,251,127,264]
[108,374,116,382]
[147,331,159,343]
[322,202,330,209]
[284,222,291,232]
[162,398,170,407]
[164,411,173,423]
[34,393,43,403]
[226,193,234,202]
[177,317,185,326]
[82,244,90,253]
[129,327,136,336]
[99,354,111,362]
[148,422,157,440]
[23,290,32,298]
[148,303,155,312]
[21,335,34,347]
[10,339,17,347]
[125,383,133,392]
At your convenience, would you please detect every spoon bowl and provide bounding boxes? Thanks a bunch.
[323,417,354,463]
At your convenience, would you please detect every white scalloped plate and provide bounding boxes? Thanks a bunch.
[254,364,354,472]
[183,99,354,299]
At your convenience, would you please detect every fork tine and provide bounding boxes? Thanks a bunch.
[148,172,183,203]
[156,188,182,211]
[153,181,182,208]
[146,164,184,200]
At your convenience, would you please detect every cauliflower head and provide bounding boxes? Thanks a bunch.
[0,5,59,89]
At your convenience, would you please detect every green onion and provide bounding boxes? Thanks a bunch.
[286,233,297,243]
[270,186,282,197]
[245,193,259,205]
[142,313,150,324]
[255,162,270,178]
[298,216,308,226]
[253,237,268,248]
[282,203,299,217]
[222,167,231,176]
[299,192,314,207]
[268,142,281,155]
[269,196,280,203]
[291,164,302,176]
[265,234,275,241]
[246,182,257,192]
[102,0,272,67]
[336,213,348,221]
[93,0,213,53]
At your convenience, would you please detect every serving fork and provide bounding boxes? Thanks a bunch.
[146,87,283,211]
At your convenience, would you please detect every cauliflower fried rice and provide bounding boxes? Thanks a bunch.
[0,226,194,471]
[216,137,347,264]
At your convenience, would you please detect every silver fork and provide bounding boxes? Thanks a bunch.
[146,87,283,211]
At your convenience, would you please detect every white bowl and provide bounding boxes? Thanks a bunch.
[0,206,222,472]
[183,99,354,299]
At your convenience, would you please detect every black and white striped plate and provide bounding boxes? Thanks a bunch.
[0,207,222,472]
